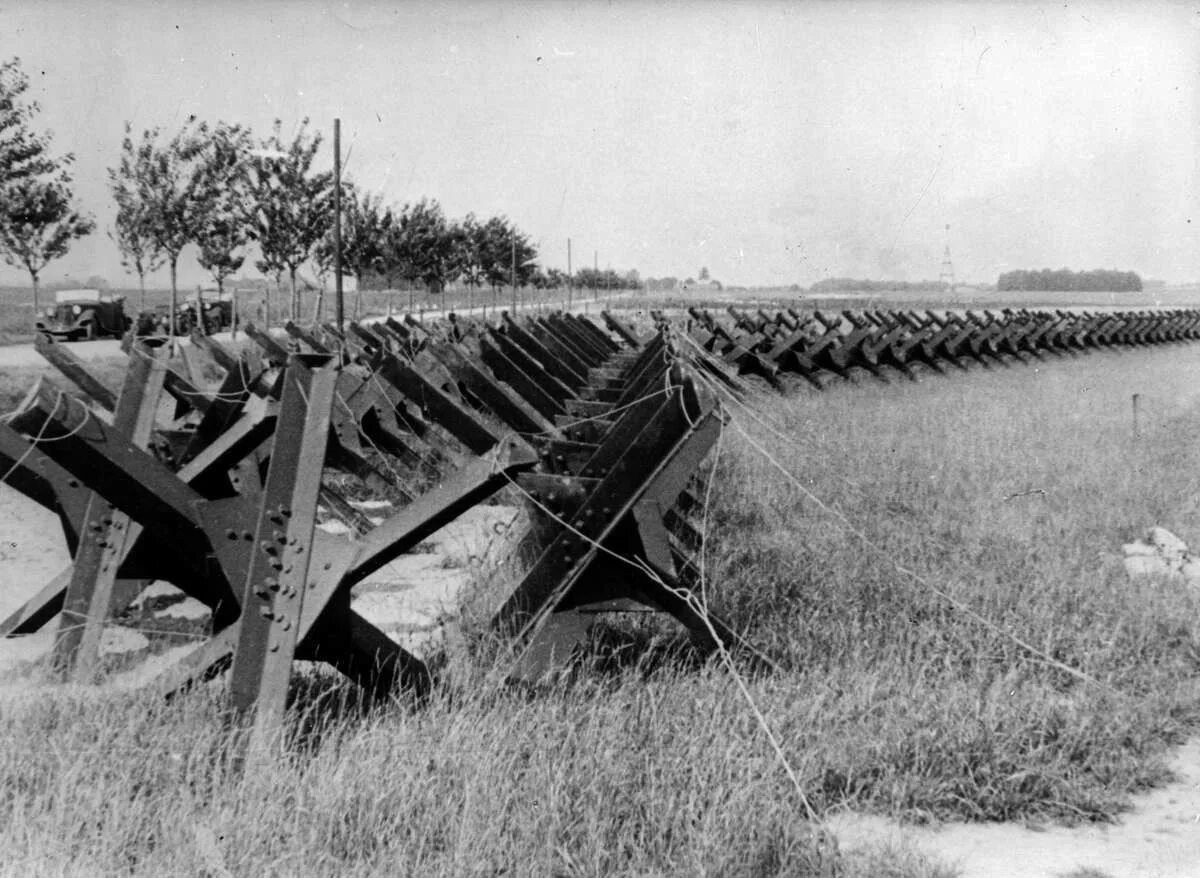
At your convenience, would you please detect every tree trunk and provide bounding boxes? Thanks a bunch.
[138,273,146,310]
[195,285,206,336]
[30,271,40,329]
[289,268,298,323]
[169,257,178,355]
[312,287,324,324]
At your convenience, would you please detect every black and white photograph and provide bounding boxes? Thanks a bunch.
[0,2,1198,875]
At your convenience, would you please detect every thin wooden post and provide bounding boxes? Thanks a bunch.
[334,118,344,332]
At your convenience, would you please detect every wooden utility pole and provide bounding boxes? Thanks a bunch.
[333,119,344,331]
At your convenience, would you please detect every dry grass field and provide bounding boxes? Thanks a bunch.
[2,315,1200,875]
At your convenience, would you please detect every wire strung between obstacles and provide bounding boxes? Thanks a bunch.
[674,330,868,491]
[0,391,94,490]
[680,359,1113,695]
[496,459,823,825]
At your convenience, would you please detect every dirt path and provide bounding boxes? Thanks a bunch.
[0,294,638,369]
[828,744,1200,877]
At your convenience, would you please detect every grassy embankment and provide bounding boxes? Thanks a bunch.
[2,339,1200,875]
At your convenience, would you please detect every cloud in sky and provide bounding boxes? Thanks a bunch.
[1,0,1197,288]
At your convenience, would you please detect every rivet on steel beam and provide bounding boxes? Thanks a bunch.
[259,607,274,619]
[67,479,80,488]
[242,530,254,541]
[226,529,238,540]
[264,577,279,591]
[259,541,278,556]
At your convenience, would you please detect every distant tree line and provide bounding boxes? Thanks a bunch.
[808,278,950,293]
[997,268,1142,292]
[643,267,722,291]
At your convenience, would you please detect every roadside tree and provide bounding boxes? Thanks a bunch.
[244,119,332,321]
[0,57,94,315]
[192,122,253,298]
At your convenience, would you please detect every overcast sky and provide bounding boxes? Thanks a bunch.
[1,1,1197,288]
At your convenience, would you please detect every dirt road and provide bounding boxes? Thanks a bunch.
[0,295,637,369]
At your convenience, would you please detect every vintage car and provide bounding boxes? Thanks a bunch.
[133,306,176,337]
[180,289,237,334]
[134,291,238,337]
[37,289,132,341]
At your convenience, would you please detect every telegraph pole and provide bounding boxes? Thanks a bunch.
[333,119,344,331]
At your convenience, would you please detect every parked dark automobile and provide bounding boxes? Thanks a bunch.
[134,291,238,338]
[181,290,237,334]
[37,289,132,341]
[133,306,174,338]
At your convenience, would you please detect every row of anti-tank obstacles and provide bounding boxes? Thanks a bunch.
[1,303,1196,751]
[0,308,758,750]
[674,305,1200,389]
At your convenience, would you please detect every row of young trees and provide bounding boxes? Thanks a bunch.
[108,120,545,325]
[997,268,1143,292]
[0,55,550,326]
